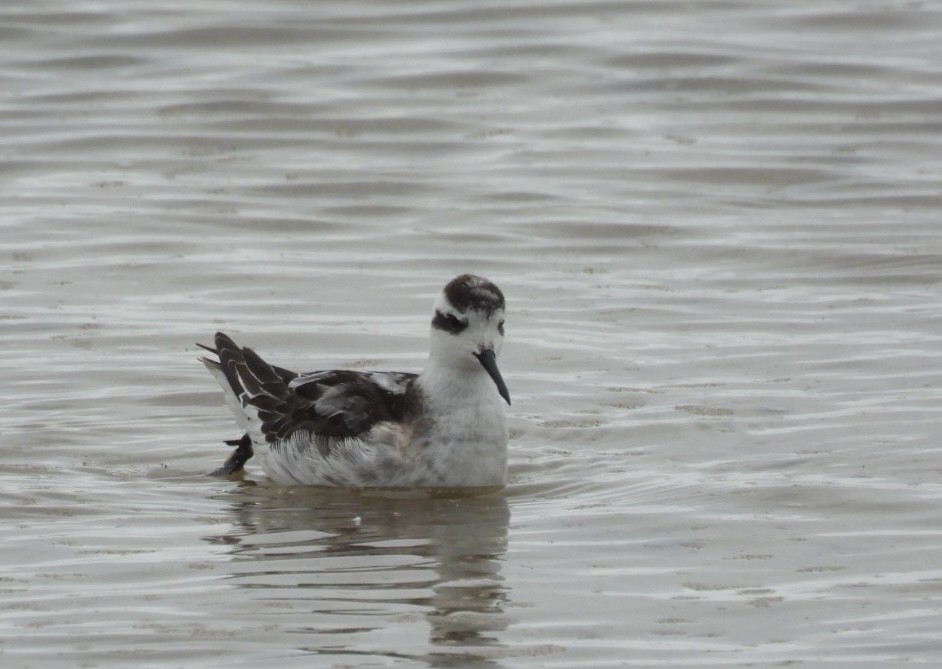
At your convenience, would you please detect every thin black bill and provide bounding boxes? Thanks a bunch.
[474,348,511,405]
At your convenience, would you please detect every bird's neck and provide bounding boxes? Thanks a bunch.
[417,359,497,409]
[412,360,508,487]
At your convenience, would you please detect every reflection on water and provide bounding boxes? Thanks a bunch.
[208,486,511,665]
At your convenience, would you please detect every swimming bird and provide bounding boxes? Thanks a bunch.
[199,274,510,488]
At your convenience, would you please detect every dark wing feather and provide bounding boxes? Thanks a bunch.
[199,336,298,387]
[206,332,417,451]
[287,370,418,439]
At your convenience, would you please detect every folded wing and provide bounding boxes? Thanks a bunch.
[202,332,417,459]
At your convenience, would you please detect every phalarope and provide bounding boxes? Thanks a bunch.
[199,274,510,487]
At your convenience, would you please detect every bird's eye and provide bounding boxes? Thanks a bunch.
[433,310,468,335]
[498,320,505,336]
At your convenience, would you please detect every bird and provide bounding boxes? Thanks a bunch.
[198,274,510,488]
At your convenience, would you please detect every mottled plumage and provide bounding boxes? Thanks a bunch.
[200,274,510,488]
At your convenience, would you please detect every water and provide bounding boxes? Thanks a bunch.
[2,1,941,666]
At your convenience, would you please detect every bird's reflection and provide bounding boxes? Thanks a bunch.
[206,483,511,667]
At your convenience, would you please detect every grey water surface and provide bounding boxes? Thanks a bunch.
[2,1,941,667]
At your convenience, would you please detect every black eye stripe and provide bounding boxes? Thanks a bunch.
[498,320,505,336]
[432,310,468,335]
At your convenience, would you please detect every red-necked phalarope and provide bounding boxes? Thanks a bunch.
[199,274,510,487]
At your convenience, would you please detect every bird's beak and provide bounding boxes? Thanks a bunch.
[474,348,511,405]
